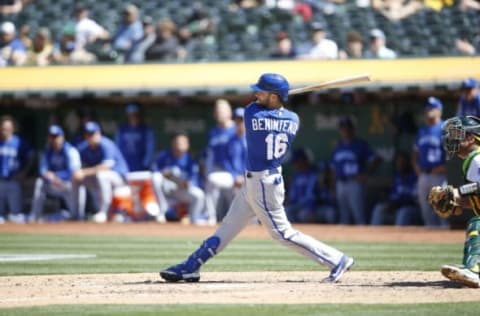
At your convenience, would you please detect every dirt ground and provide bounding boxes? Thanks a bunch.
[1,223,479,307]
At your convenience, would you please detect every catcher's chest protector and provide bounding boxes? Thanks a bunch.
[463,149,480,216]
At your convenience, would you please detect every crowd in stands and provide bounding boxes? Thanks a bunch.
[0,0,479,66]
[1,77,479,227]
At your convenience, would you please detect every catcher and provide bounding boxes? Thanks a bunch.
[429,115,480,288]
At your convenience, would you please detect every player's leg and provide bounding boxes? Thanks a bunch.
[417,174,442,227]
[248,173,353,282]
[29,177,47,222]
[160,185,256,282]
[370,202,387,225]
[170,185,206,225]
[151,172,169,218]
[205,171,234,224]
[394,206,421,226]
[335,181,351,224]
[441,216,480,288]
[72,180,86,220]
[347,181,367,225]
[92,170,124,222]
[6,180,24,223]
[48,181,76,220]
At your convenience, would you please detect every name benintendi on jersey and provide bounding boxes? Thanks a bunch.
[251,117,299,135]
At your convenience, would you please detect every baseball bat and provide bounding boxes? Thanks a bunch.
[288,74,371,95]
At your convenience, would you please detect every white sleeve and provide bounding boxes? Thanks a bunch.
[465,155,480,182]
[68,147,82,171]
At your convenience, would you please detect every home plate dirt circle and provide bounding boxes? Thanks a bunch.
[1,271,480,307]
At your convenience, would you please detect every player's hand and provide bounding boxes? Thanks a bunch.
[234,176,244,188]
[73,170,85,182]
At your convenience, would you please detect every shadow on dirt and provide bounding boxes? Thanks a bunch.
[386,280,465,289]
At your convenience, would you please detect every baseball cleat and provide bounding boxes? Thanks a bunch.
[441,264,480,288]
[323,255,355,283]
[160,263,200,283]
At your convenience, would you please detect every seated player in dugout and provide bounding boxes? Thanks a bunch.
[430,116,480,288]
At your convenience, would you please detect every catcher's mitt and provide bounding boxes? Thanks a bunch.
[428,185,460,218]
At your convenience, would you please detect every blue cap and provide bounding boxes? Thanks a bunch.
[48,125,64,136]
[251,73,290,102]
[126,103,139,114]
[233,107,245,119]
[424,97,443,111]
[84,121,101,134]
[338,116,354,128]
[461,78,478,89]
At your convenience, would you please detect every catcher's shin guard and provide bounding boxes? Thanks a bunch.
[467,216,480,238]
[464,217,480,273]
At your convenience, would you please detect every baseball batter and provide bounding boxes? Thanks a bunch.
[160,73,354,283]
[429,116,480,288]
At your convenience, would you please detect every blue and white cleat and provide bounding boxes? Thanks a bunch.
[160,263,200,283]
[323,255,355,283]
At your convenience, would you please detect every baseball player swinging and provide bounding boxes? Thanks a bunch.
[429,116,480,288]
[160,73,354,283]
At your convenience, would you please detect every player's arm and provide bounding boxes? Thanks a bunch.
[80,161,113,177]
[428,183,480,218]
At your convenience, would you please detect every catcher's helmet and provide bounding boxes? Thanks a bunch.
[442,115,480,159]
[250,73,289,102]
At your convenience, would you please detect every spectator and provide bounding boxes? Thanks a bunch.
[270,31,297,59]
[412,97,448,227]
[459,0,480,10]
[456,36,479,56]
[52,25,96,64]
[74,121,129,223]
[0,21,26,66]
[112,3,143,61]
[0,0,25,16]
[115,103,155,172]
[338,30,364,59]
[299,22,338,60]
[151,132,205,225]
[365,28,397,59]
[127,16,156,63]
[204,99,237,225]
[178,1,215,55]
[0,115,34,224]
[371,0,424,21]
[230,0,262,10]
[71,4,110,50]
[456,78,480,117]
[29,125,81,222]
[330,116,382,225]
[19,24,31,50]
[145,19,184,62]
[286,148,326,223]
[26,27,53,66]
[370,151,420,226]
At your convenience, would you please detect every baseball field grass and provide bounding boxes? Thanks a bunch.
[0,233,461,274]
[0,229,479,315]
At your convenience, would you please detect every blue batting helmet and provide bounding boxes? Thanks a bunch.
[250,73,289,102]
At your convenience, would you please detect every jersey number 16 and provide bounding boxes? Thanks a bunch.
[265,133,288,160]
